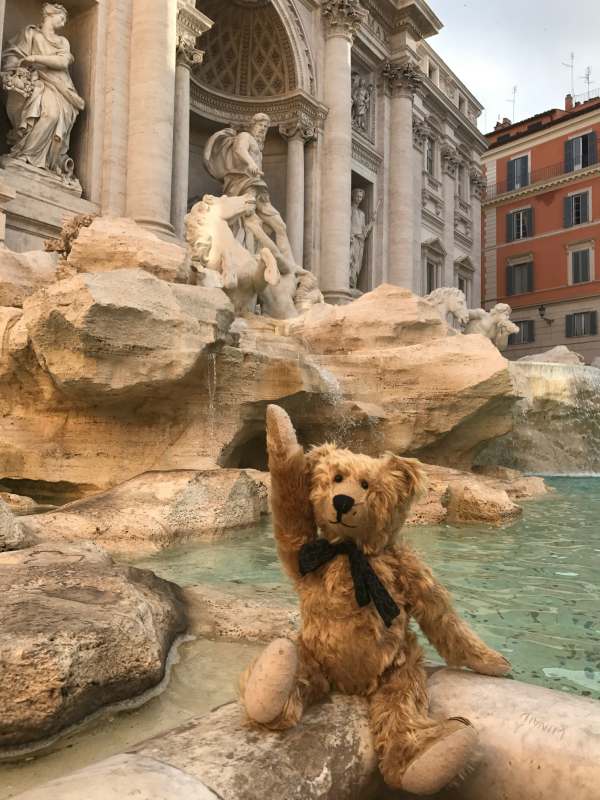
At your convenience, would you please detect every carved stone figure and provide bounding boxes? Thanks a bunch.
[203,113,296,275]
[465,303,519,351]
[351,73,373,132]
[185,193,281,315]
[294,269,325,314]
[1,3,85,189]
[349,189,378,290]
[425,287,470,327]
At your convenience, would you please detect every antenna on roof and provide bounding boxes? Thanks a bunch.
[562,52,575,97]
[506,86,517,121]
[580,66,595,99]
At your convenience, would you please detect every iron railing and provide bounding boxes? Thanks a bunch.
[485,157,598,201]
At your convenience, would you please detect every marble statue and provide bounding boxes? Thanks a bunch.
[294,269,325,314]
[425,287,470,327]
[185,193,281,315]
[203,113,296,275]
[0,3,85,188]
[465,303,519,351]
[349,189,378,290]
[351,73,373,132]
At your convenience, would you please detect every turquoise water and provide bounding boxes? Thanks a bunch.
[135,478,600,699]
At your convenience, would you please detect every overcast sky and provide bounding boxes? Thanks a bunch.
[428,0,600,133]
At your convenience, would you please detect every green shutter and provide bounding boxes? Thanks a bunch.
[564,196,573,228]
[506,265,514,296]
[582,249,590,281]
[507,159,516,191]
[527,262,534,292]
[591,311,598,336]
[520,157,529,187]
[506,212,514,243]
[588,132,597,166]
[529,320,536,342]
[566,314,574,338]
[565,139,575,172]
[581,191,589,223]
[527,207,534,236]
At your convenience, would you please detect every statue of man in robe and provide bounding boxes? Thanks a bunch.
[204,113,296,274]
[349,188,379,290]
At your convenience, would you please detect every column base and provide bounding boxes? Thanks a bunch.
[323,289,355,305]
[134,217,177,241]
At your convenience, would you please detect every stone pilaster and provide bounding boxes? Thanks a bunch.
[470,166,486,302]
[171,2,212,239]
[126,0,178,237]
[0,1,6,62]
[320,0,367,304]
[441,143,460,285]
[0,180,16,247]
[279,121,316,267]
[383,61,422,290]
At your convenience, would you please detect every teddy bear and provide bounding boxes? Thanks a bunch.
[240,405,511,796]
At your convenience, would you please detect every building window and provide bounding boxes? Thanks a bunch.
[506,261,533,296]
[508,320,535,345]
[564,191,590,227]
[507,208,533,242]
[456,163,468,200]
[425,137,435,176]
[566,311,597,338]
[425,259,442,294]
[565,132,597,172]
[507,155,529,191]
[570,247,592,284]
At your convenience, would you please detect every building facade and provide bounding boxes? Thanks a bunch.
[483,94,600,362]
[0,0,485,305]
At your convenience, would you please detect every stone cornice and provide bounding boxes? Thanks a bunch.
[190,83,329,130]
[322,0,368,41]
[176,2,212,69]
[482,162,600,207]
[352,137,383,174]
[421,78,487,152]
[382,61,422,98]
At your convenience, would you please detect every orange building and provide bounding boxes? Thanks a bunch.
[482,94,600,362]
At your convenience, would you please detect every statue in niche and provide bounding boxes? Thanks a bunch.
[349,188,379,290]
[465,303,519,351]
[0,3,85,189]
[351,72,373,132]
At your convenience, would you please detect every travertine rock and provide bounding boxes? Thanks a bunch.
[22,269,234,402]
[0,542,187,751]
[0,248,58,307]
[519,345,584,365]
[442,479,521,525]
[0,496,29,550]
[19,470,270,554]
[67,217,191,283]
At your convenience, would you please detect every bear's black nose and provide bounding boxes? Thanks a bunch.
[333,494,355,515]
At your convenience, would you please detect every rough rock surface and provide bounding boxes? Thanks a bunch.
[13,672,600,800]
[442,478,521,525]
[19,470,270,554]
[0,248,58,307]
[22,269,234,402]
[0,490,41,514]
[67,217,191,283]
[518,345,584,365]
[0,542,187,751]
[0,497,31,551]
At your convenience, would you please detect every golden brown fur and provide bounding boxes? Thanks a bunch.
[240,405,510,791]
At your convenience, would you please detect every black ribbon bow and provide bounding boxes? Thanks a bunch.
[298,538,400,628]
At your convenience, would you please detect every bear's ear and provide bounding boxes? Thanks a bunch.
[382,454,427,505]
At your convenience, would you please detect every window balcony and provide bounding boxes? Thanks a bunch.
[485,158,598,202]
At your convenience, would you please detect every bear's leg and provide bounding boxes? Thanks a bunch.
[240,637,329,731]
[369,653,478,795]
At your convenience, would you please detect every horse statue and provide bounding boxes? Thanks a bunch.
[464,303,519,351]
[425,287,470,327]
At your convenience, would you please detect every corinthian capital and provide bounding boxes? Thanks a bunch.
[176,3,212,69]
[440,144,461,177]
[279,120,317,144]
[322,0,368,41]
[412,118,431,151]
[382,62,423,98]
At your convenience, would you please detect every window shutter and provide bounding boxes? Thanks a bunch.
[506,265,514,296]
[588,132,598,166]
[529,320,536,343]
[582,249,590,281]
[527,262,534,292]
[591,311,598,336]
[566,313,574,338]
[581,191,589,223]
[565,139,575,172]
[564,196,573,228]
[506,212,514,243]
[527,207,534,236]
[520,157,529,187]
[507,159,516,191]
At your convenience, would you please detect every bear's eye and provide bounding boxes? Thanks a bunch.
[361,480,369,490]
[334,474,344,483]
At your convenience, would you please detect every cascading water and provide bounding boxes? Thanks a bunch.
[477,361,600,474]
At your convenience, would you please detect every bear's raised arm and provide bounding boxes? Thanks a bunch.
[397,545,511,677]
[266,405,317,580]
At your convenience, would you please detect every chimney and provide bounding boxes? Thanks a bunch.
[565,93,574,111]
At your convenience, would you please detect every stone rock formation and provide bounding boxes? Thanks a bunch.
[0,248,58,307]
[519,345,585,365]
[0,496,30,551]
[67,217,191,284]
[0,542,187,752]
[20,469,271,554]
[442,478,521,525]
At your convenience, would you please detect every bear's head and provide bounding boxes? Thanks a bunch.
[307,445,426,555]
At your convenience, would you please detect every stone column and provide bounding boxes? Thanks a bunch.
[441,144,460,286]
[319,0,366,304]
[384,62,422,290]
[171,2,212,239]
[0,0,6,52]
[412,117,430,293]
[470,166,486,304]
[126,0,178,238]
[279,122,315,267]
[0,181,16,248]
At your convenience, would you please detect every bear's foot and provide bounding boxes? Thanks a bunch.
[400,717,478,796]
[242,638,298,725]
